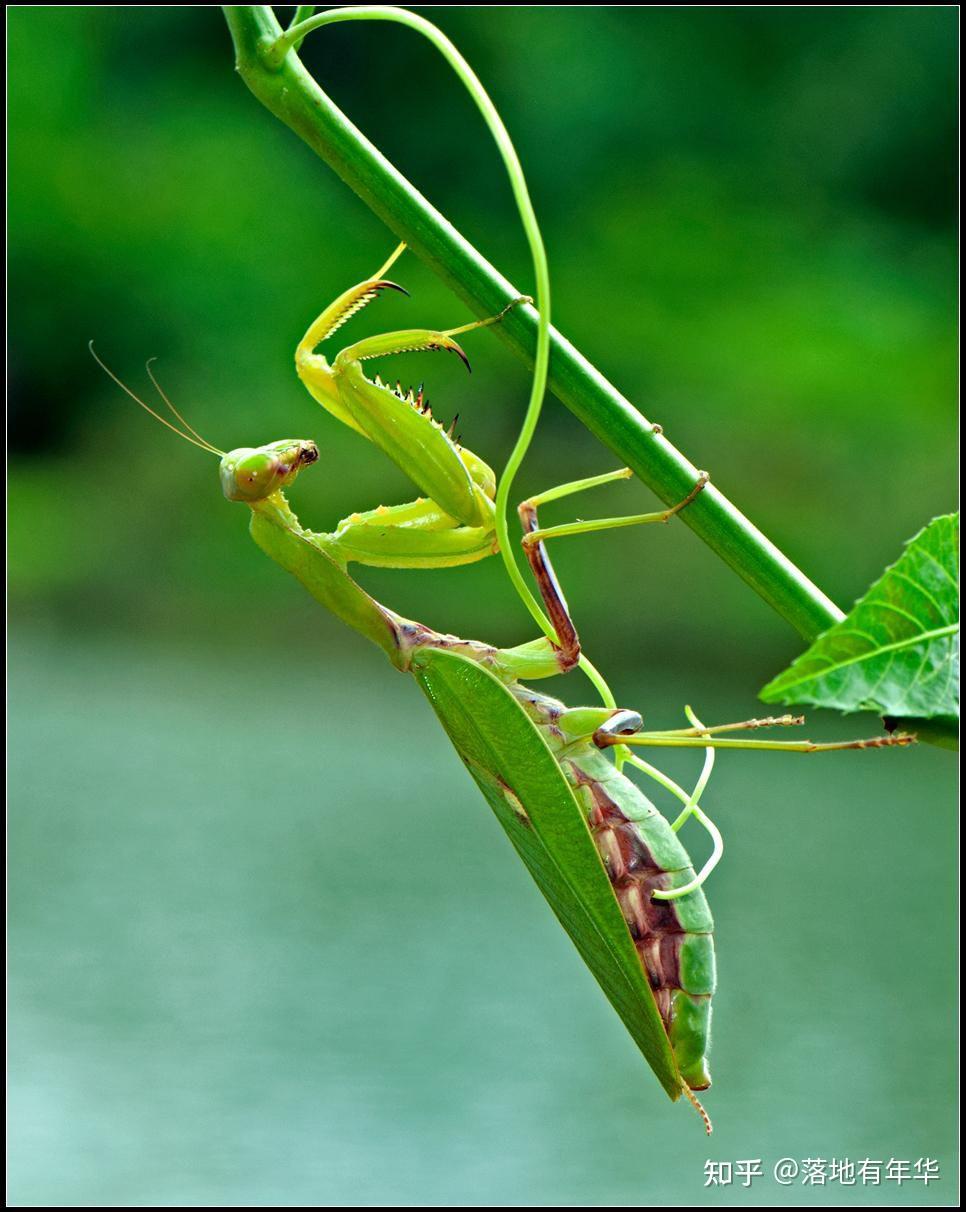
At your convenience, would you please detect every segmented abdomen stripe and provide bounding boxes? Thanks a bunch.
[516,687,715,1090]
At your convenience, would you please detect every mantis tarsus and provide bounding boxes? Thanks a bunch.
[93,5,914,1132]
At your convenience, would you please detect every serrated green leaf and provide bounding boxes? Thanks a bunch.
[761,514,959,724]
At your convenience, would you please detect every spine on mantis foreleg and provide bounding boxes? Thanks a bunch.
[515,689,715,1091]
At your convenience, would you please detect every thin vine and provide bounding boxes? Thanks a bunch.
[223,5,847,644]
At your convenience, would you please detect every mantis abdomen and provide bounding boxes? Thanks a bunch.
[571,758,714,1091]
[521,692,715,1092]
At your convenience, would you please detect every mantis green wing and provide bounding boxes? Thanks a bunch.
[411,647,683,1101]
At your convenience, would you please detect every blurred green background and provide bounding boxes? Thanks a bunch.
[8,6,958,1206]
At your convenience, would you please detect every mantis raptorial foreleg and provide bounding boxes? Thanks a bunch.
[326,498,495,570]
[297,243,515,528]
[294,247,511,571]
[294,242,410,380]
[291,247,710,667]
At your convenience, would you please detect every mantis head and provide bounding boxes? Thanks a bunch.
[219,440,319,502]
[89,344,319,505]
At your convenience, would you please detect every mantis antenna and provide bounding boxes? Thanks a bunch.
[144,358,223,454]
[89,342,224,456]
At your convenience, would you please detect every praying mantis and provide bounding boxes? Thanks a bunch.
[90,248,911,1133]
[93,5,915,1132]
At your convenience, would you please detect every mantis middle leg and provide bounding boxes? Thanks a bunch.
[518,468,710,668]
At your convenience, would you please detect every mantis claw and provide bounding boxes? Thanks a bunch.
[370,278,410,297]
[428,339,471,373]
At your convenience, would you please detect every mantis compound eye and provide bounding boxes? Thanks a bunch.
[220,439,319,502]
[557,706,644,745]
[592,709,644,747]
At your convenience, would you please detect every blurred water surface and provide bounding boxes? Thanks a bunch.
[8,628,957,1206]
[8,4,958,1206]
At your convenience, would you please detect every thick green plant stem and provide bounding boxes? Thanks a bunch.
[223,5,844,641]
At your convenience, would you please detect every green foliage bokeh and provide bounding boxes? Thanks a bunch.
[8,8,958,1206]
[9,5,957,677]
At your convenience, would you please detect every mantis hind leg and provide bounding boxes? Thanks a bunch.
[518,469,710,669]
[518,496,580,671]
